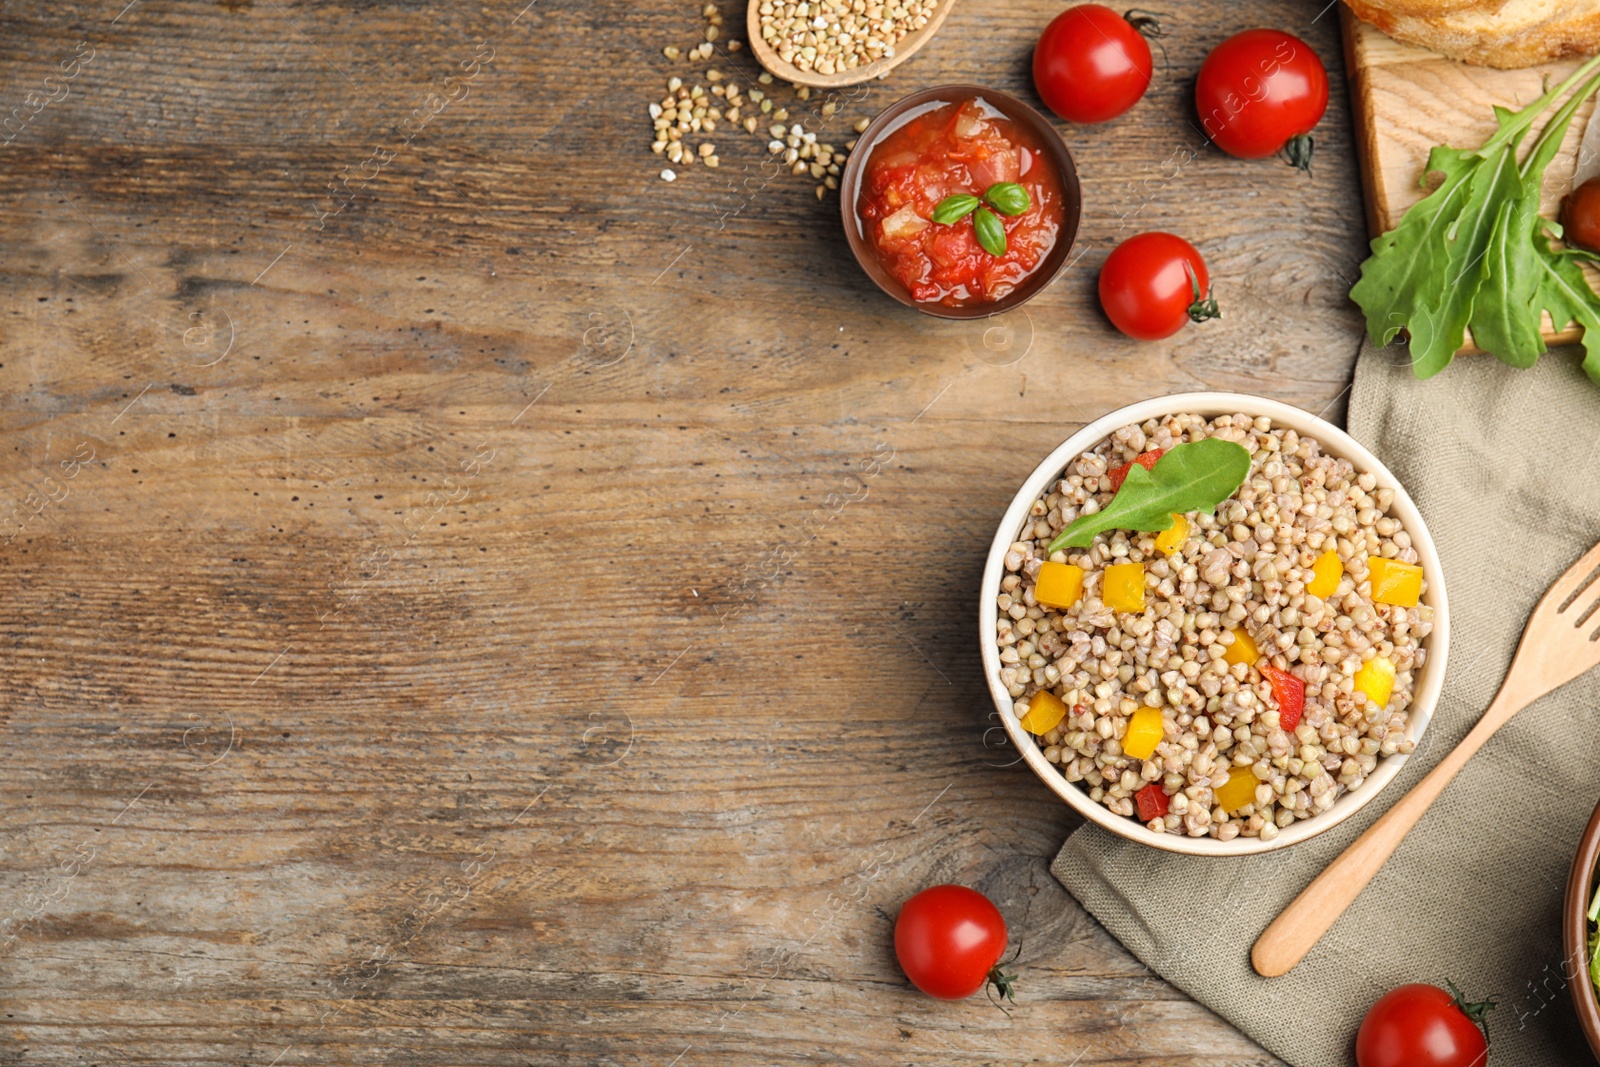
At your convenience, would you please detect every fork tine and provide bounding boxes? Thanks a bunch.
[1553,540,1600,614]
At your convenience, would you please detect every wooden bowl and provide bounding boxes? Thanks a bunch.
[746,0,956,88]
[1565,798,1600,1061]
[838,85,1082,320]
[979,393,1451,856]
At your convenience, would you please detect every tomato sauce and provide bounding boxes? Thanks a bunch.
[855,95,1067,307]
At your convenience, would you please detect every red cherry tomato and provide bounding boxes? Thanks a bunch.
[1356,983,1493,1067]
[893,885,1014,1001]
[1195,28,1328,170]
[1562,175,1600,253]
[1098,232,1219,341]
[1032,4,1153,124]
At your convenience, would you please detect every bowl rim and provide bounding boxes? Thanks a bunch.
[977,391,1452,856]
[1564,798,1600,1058]
[837,83,1083,320]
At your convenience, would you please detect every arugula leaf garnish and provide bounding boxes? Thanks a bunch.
[1047,437,1251,554]
[1350,55,1600,382]
[1482,64,1600,376]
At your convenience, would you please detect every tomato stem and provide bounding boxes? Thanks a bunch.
[1122,8,1166,39]
[1185,262,1222,324]
[1281,133,1315,175]
[983,963,1019,1016]
[1123,8,1169,70]
[1445,978,1498,1044]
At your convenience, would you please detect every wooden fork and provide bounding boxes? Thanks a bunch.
[1252,539,1600,977]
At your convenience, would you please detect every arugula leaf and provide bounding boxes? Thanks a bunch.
[1047,438,1251,554]
[1475,70,1600,371]
[1421,139,1526,377]
[1351,119,1529,377]
[1468,195,1544,368]
[1350,55,1600,378]
[1532,230,1600,385]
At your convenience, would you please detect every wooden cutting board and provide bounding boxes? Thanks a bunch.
[1340,4,1597,348]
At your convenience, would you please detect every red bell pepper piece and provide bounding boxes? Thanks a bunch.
[1134,783,1170,822]
[1107,448,1165,493]
[1260,664,1305,732]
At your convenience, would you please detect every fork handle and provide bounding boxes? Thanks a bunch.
[1250,706,1511,977]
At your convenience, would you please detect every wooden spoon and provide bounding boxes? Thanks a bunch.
[1252,539,1600,977]
[745,0,957,89]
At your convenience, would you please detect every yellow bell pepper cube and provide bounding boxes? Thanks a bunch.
[1153,513,1189,556]
[1122,706,1165,760]
[1102,562,1146,613]
[1223,627,1260,667]
[1354,655,1396,709]
[1034,561,1085,611]
[1368,557,1423,607]
[1019,689,1068,735]
[1306,550,1343,599]
[1214,768,1262,813]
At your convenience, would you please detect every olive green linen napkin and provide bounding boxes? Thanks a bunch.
[1050,343,1600,1067]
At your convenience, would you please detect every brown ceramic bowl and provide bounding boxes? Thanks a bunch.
[838,84,1082,320]
[1567,798,1600,1061]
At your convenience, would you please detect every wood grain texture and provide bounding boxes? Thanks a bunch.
[1342,7,1598,348]
[0,0,1368,1063]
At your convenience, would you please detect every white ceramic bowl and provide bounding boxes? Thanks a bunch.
[979,392,1450,856]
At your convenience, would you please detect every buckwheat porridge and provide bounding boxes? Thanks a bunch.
[996,412,1433,841]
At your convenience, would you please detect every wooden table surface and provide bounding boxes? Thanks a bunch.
[0,0,1367,1062]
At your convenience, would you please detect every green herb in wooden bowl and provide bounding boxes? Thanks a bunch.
[1590,881,1599,998]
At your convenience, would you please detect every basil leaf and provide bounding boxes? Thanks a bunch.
[931,194,980,225]
[973,207,1007,256]
[983,182,1031,216]
[1047,438,1251,554]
